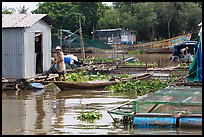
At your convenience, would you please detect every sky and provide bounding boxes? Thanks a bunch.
[2,2,113,13]
[2,2,40,13]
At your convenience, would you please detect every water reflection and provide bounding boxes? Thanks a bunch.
[2,90,54,135]
[2,88,202,135]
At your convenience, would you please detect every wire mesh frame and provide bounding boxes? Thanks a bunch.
[108,86,202,116]
[133,86,202,114]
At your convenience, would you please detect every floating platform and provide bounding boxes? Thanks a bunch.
[2,74,58,90]
[107,86,202,129]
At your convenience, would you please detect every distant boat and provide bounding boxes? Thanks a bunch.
[120,33,192,53]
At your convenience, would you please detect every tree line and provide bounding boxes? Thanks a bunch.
[2,2,202,42]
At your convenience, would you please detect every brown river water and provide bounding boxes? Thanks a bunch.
[2,53,202,135]
[76,53,175,67]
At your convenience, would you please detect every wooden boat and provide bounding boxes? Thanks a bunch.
[49,79,117,90]
[118,33,192,53]
[124,73,153,81]
[44,73,153,90]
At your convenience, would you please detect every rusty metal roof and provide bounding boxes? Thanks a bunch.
[2,14,53,28]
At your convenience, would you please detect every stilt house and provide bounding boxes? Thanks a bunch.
[2,14,53,79]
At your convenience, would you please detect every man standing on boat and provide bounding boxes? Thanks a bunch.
[53,46,66,81]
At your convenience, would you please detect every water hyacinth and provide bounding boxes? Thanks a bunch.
[77,110,103,123]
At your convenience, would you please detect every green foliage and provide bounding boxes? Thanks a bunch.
[32,2,105,38]
[65,71,110,82]
[97,8,121,29]
[166,76,179,83]
[77,110,103,123]
[105,78,169,96]
[128,50,146,54]
[31,2,201,46]
[2,6,16,14]
[32,2,81,33]
[103,2,202,41]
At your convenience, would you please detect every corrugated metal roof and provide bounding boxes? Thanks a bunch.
[2,14,52,28]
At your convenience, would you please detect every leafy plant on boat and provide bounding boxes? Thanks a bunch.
[65,71,110,82]
[65,71,130,82]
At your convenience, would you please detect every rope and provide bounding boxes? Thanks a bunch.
[57,29,80,40]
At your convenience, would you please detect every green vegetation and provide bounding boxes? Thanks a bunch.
[105,77,179,96]
[180,62,190,67]
[3,2,201,42]
[65,71,110,82]
[128,50,146,54]
[65,70,132,82]
[2,7,16,14]
[77,110,103,123]
[28,2,202,42]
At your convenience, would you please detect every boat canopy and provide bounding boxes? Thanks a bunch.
[172,41,197,56]
[173,41,197,48]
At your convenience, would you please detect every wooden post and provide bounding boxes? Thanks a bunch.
[133,100,137,114]
[60,30,62,47]
[79,16,85,64]
[123,46,125,61]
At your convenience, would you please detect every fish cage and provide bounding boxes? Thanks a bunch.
[107,86,202,129]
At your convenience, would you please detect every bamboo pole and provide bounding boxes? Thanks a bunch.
[79,16,85,64]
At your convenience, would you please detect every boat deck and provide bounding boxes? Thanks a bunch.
[2,74,59,90]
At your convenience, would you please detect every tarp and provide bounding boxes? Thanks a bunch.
[188,23,202,82]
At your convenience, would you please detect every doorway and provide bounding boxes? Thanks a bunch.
[35,32,43,74]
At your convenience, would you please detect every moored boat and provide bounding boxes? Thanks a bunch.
[44,73,153,90]
[50,79,117,90]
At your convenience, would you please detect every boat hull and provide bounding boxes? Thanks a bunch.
[52,80,117,90]
[44,73,153,90]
